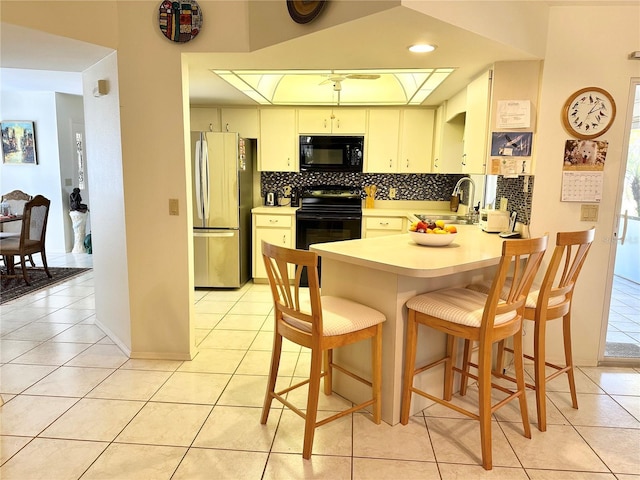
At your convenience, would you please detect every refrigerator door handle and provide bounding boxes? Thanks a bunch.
[195,134,203,220]
[201,134,210,221]
[193,231,235,238]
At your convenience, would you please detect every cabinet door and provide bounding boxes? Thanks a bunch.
[253,227,292,279]
[298,109,332,133]
[399,109,434,173]
[332,108,366,134]
[190,107,220,132]
[221,108,259,138]
[259,109,297,171]
[463,70,491,173]
[365,109,400,173]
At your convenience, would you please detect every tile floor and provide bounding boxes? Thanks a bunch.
[606,275,640,358]
[1,253,639,479]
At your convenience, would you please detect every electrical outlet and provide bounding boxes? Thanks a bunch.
[283,185,292,197]
[523,175,529,193]
[389,187,397,199]
[169,198,179,216]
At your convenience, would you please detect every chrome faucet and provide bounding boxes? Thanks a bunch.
[452,177,476,223]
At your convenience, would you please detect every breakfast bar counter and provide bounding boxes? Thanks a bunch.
[310,225,505,424]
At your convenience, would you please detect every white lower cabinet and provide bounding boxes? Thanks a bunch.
[252,212,295,280]
[363,216,406,238]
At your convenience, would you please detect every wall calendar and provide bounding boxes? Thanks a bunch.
[561,139,608,202]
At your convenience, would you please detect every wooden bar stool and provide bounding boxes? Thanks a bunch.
[260,241,385,459]
[486,228,595,431]
[400,236,548,470]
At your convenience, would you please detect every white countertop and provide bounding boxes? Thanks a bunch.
[252,206,299,214]
[310,225,505,278]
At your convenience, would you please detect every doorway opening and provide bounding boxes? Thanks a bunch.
[604,82,640,360]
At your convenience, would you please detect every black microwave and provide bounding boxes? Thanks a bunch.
[299,136,364,173]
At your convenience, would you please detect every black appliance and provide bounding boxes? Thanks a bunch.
[299,136,364,173]
[296,185,362,286]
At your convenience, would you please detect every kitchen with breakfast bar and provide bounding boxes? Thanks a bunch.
[2,1,639,477]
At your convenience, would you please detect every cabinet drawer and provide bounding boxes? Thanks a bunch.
[365,217,404,230]
[255,215,293,228]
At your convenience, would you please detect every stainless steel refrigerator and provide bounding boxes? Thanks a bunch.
[192,131,253,288]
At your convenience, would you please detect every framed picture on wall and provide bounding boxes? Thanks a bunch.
[1,120,37,164]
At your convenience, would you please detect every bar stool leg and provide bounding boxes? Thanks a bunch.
[563,312,579,409]
[477,342,493,470]
[533,317,547,431]
[261,332,282,424]
[303,348,323,459]
[400,309,418,425]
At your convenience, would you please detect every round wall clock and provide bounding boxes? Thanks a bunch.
[562,87,616,139]
[287,0,327,24]
[158,0,202,43]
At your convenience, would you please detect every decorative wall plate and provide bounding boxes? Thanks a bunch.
[562,87,616,139]
[287,0,326,24]
[158,0,202,43]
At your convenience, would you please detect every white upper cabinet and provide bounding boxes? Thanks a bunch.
[298,108,366,134]
[221,108,259,138]
[432,104,464,173]
[259,109,297,172]
[190,107,220,132]
[462,70,492,174]
[365,109,400,173]
[398,109,435,174]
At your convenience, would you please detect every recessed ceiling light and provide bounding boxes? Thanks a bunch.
[409,44,436,53]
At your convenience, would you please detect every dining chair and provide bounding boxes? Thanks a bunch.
[0,195,52,285]
[480,228,595,431]
[260,240,385,459]
[400,235,548,470]
[1,189,35,267]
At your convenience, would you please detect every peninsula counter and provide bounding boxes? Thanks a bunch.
[310,225,506,424]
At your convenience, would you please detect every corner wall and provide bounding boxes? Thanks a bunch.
[532,5,640,365]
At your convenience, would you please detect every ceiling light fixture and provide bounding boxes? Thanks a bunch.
[408,44,436,53]
[212,68,454,105]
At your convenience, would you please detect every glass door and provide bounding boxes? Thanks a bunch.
[600,80,640,362]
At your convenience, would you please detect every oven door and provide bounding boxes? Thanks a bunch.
[296,212,362,286]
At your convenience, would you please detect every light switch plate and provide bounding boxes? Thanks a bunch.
[580,204,598,222]
[169,198,179,216]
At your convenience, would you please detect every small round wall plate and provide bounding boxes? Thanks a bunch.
[158,0,203,43]
[287,0,327,24]
[562,87,616,139]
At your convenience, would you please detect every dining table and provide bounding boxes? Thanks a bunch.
[0,215,22,239]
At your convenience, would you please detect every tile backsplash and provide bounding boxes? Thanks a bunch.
[260,172,534,224]
[261,172,466,201]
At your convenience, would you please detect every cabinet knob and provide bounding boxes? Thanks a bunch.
[461,154,467,166]
[324,119,327,129]
[389,159,392,168]
[269,219,279,224]
[406,159,409,168]
[336,119,340,129]
[225,123,229,132]
[282,235,286,244]
[380,222,389,226]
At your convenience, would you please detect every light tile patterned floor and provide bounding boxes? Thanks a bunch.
[606,276,640,358]
[1,254,639,479]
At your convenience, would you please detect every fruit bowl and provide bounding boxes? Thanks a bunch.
[408,230,457,246]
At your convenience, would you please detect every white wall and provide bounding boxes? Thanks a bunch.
[55,92,89,252]
[531,5,640,365]
[0,91,67,252]
[82,52,133,353]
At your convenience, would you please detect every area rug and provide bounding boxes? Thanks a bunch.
[0,267,92,304]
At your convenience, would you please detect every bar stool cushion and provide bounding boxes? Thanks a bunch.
[466,281,566,309]
[284,296,386,336]
[406,288,517,327]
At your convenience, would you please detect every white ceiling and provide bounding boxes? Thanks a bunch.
[1,7,539,106]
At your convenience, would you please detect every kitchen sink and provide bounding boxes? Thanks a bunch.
[412,213,476,225]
